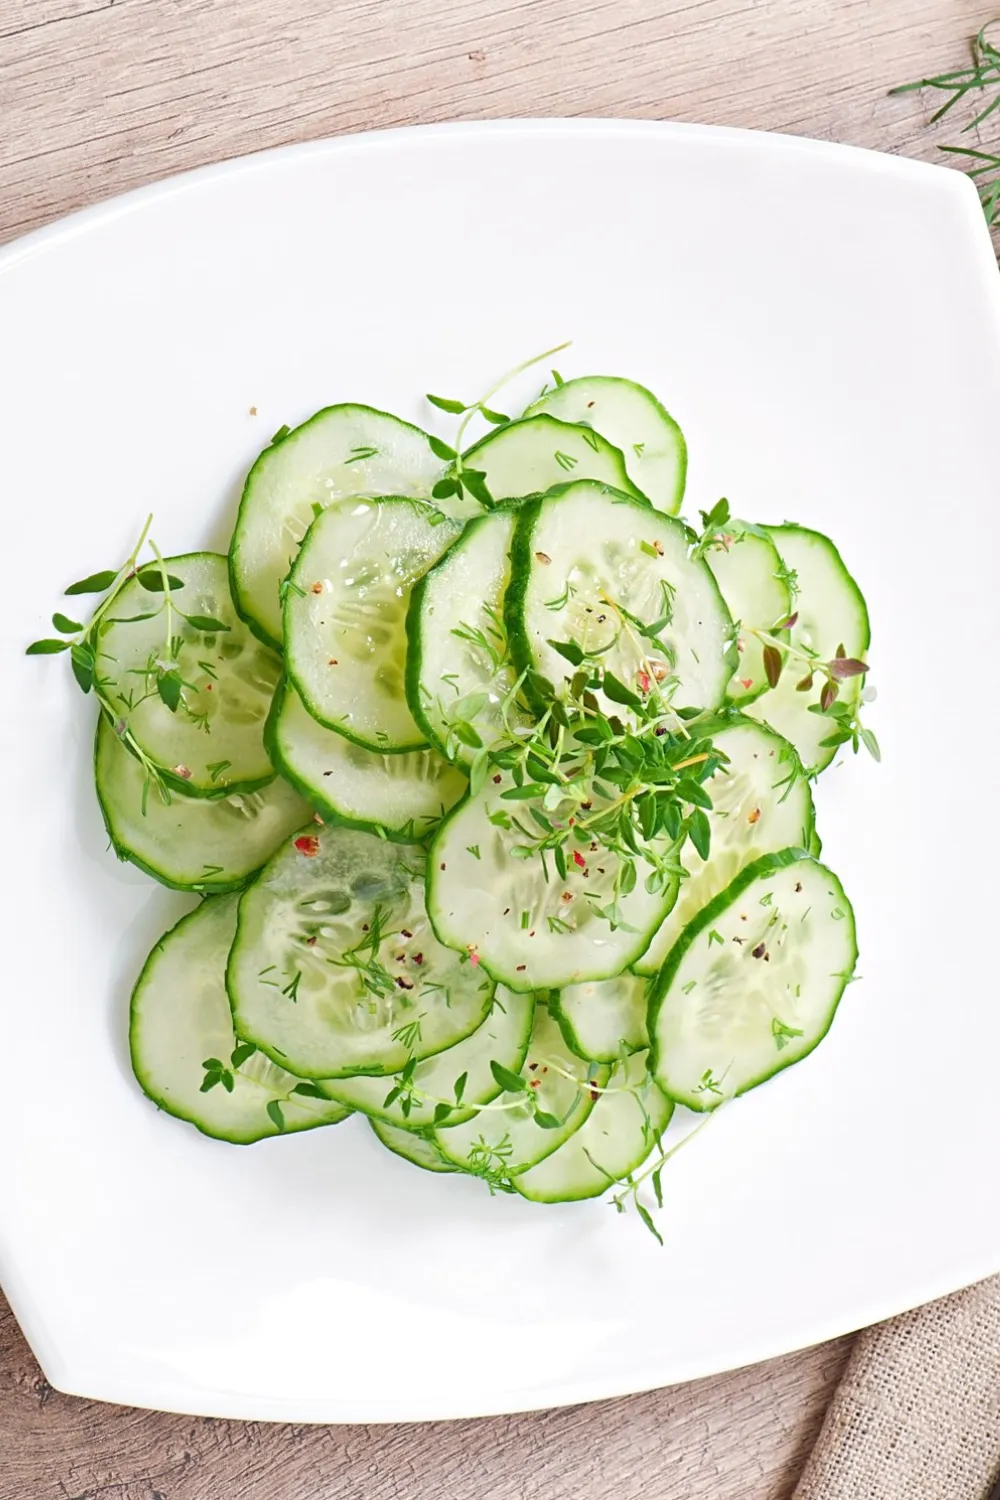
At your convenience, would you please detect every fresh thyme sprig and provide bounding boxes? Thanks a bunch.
[427,340,572,510]
[200,1042,330,1134]
[476,658,730,926]
[748,628,880,761]
[24,516,231,804]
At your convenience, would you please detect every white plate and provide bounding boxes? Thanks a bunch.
[1,120,999,1423]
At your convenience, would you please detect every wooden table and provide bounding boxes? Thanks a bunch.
[0,1,991,1494]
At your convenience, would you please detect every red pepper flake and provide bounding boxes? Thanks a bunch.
[173,764,192,780]
[310,581,323,595]
[401,929,413,938]
[294,834,321,857]
[362,924,369,932]
[413,953,423,965]
[440,862,447,871]
[306,935,318,946]
[328,658,339,666]
[534,551,552,565]
[747,808,761,825]
[492,773,502,784]
[205,683,213,691]
[561,891,573,903]
[396,976,414,990]
[530,1079,541,1088]
[467,947,480,966]
[589,1088,601,1102]
[515,964,526,972]
[395,953,407,964]
[249,405,258,416]
[739,677,754,690]
[528,1062,538,1071]
[528,930,535,938]
[752,942,766,959]
[573,850,586,869]
[637,670,651,694]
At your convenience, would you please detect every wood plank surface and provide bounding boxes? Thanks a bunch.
[0,1,993,1496]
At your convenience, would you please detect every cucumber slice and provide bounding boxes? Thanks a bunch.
[96,715,310,893]
[319,986,534,1128]
[266,679,465,841]
[406,507,531,764]
[524,376,686,515]
[435,1006,611,1178]
[369,1118,458,1173]
[98,552,281,795]
[747,525,871,775]
[284,497,461,752]
[507,482,735,718]
[462,415,643,503]
[649,849,858,1109]
[515,1050,672,1204]
[230,405,457,649]
[550,973,649,1063]
[129,895,351,1144]
[427,769,678,991]
[634,717,815,976]
[228,824,495,1078]
[705,528,794,705]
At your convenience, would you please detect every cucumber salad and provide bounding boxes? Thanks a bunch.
[27,348,876,1238]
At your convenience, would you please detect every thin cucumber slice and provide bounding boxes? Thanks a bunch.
[229,405,459,649]
[406,507,530,765]
[320,986,534,1128]
[427,770,678,992]
[747,525,871,775]
[370,1118,458,1173]
[515,1050,672,1204]
[634,717,815,976]
[129,895,351,1144]
[525,376,686,515]
[228,824,495,1078]
[284,497,461,751]
[462,415,643,503]
[99,552,281,795]
[266,679,465,841]
[96,715,310,893]
[550,973,650,1063]
[705,528,794,705]
[435,1006,611,1178]
[507,482,736,718]
[649,849,858,1110]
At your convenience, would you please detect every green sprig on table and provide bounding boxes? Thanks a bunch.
[892,19,1000,229]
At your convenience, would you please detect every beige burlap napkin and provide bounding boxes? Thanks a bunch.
[794,1275,1000,1500]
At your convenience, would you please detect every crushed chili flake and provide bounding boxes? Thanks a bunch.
[739,677,754,690]
[515,964,526,972]
[309,581,324,595]
[395,976,414,990]
[637,670,651,694]
[467,948,480,966]
[752,942,766,959]
[561,891,573,903]
[747,807,761,825]
[294,834,321,856]
[306,935,318,946]
[493,774,502,784]
[534,551,552,565]
[173,764,192,780]
[440,862,446,871]
[328,658,339,666]
[573,850,586,868]
[413,953,423,965]
[530,1079,541,1088]
[249,405,258,416]
[401,929,413,938]
[528,1062,538,1071]
[205,683,213,691]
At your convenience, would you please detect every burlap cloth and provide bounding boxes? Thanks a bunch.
[793,1275,1000,1500]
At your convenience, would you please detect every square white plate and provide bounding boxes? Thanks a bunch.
[1,120,999,1423]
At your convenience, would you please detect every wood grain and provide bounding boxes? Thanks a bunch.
[0,1291,852,1500]
[0,1,993,1496]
